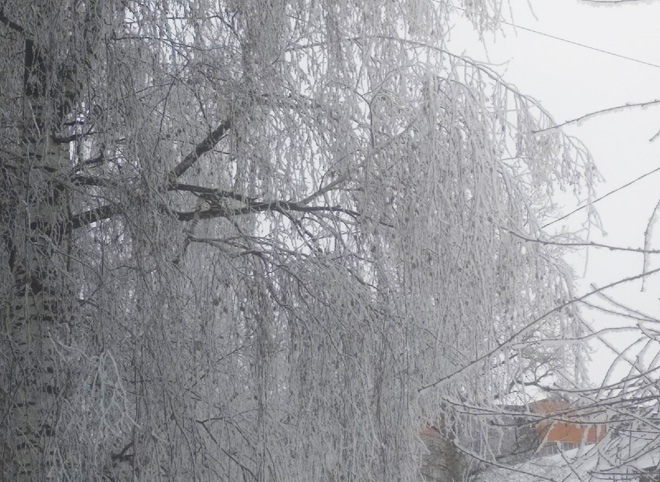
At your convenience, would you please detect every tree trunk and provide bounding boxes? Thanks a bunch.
[2,27,73,481]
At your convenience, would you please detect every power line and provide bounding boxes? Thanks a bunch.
[542,166,660,229]
[499,19,660,70]
[492,16,660,227]
[451,8,660,226]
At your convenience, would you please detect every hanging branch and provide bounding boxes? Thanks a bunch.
[534,99,660,134]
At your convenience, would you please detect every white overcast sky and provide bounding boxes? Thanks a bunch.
[450,0,660,386]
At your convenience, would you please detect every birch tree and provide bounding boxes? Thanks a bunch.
[0,0,593,480]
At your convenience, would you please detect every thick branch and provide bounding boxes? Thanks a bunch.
[64,197,359,233]
[169,183,255,203]
[68,204,120,231]
[70,174,116,188]
[167,120,231,182]
[0,7,24,33]
[174,199,360,221]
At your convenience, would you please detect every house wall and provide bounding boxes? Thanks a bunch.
[542,422,606,445]
[532,399,606,454]
[419,400,607,479]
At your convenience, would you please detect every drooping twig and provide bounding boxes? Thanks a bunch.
[534,99,660,134]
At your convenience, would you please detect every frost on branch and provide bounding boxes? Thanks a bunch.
[0,0,594,480]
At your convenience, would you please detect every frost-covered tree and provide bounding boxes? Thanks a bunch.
[0,0,593,480]
[564,293,660,481]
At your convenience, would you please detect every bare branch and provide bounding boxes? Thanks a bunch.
[419,266,660,394]
[506,229,660,254]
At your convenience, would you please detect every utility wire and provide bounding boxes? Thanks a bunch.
[453,7,660,226]
[542,166,660,229]
[492,14,660,226]
[499,18,660,70]
[456,5,660,70]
